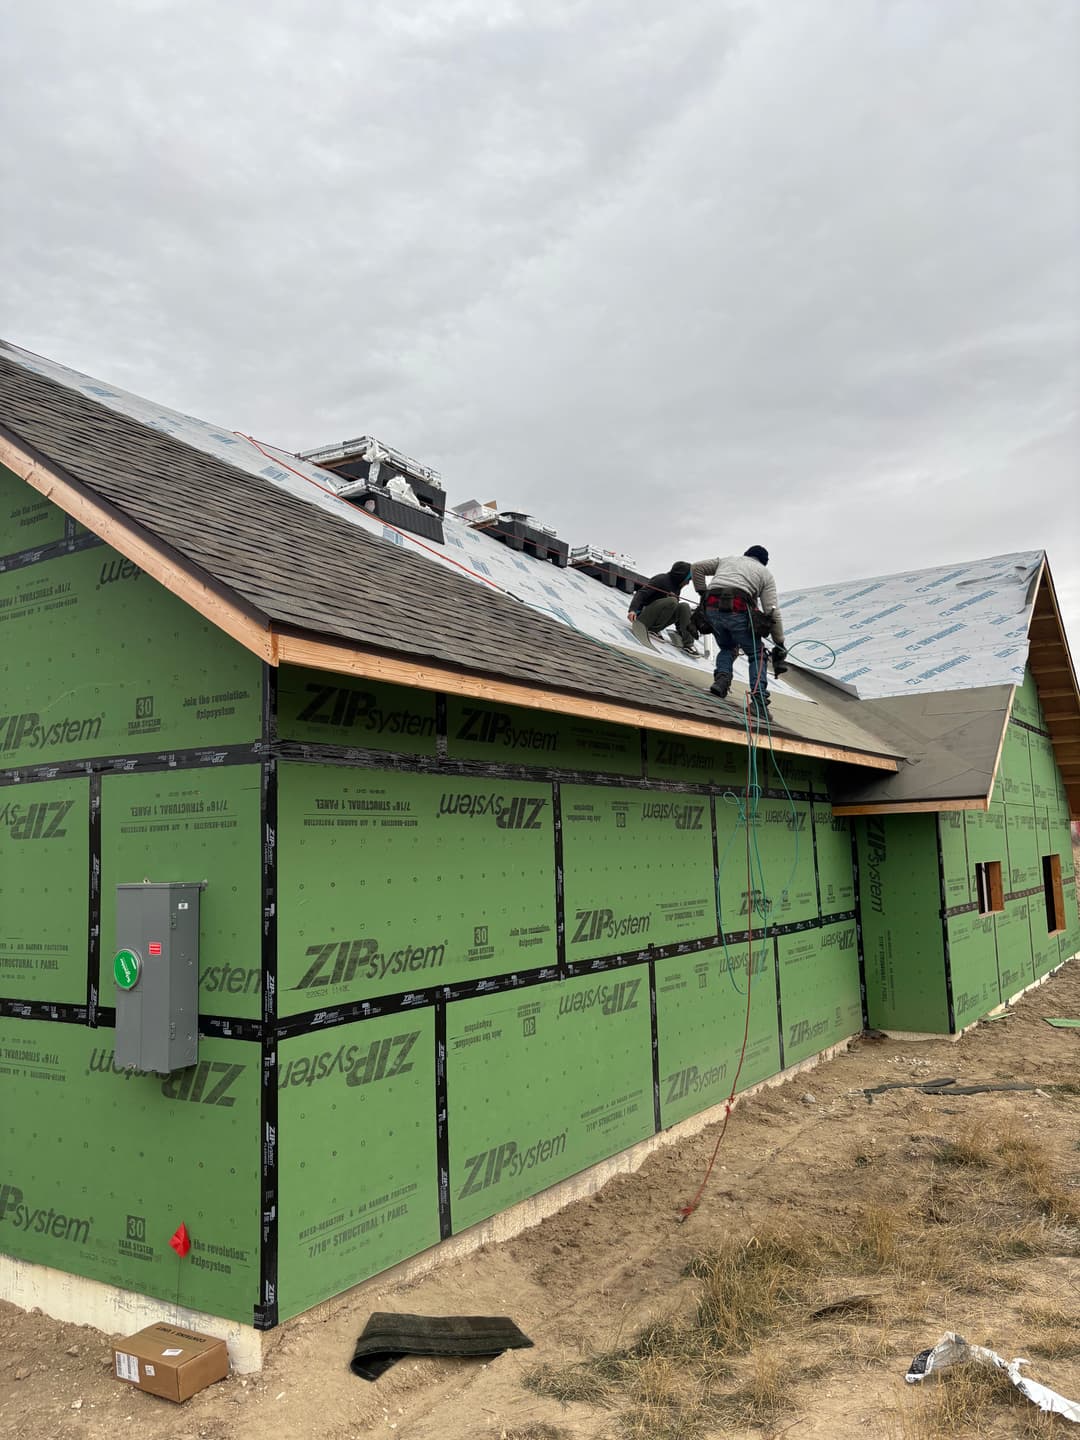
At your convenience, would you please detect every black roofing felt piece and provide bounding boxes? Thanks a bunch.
[350,1312,533,1381]
[0,346,776,734]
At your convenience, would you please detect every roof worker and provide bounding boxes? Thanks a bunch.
[691,546,788,710]
[628,561,700,655]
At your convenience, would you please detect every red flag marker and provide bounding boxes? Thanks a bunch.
[169,1222,191,1258]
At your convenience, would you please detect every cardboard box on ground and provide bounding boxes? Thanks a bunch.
[112,1322,229,1402]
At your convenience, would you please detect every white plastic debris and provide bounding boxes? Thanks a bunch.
[385,475,421,508]
[906,1332,1080,1423]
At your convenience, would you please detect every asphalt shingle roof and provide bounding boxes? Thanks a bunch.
[2,345,838,744]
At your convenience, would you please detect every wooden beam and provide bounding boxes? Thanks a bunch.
[832,798,990,817]
[274,632,901,771]
[984,688,1015,806]
[0,430,277,664]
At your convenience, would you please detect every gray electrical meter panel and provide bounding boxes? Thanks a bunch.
[113,882,205,1074]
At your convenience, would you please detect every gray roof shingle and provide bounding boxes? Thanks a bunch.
[0,346,899,760]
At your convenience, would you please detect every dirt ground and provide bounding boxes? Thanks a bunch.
[3,955,1079,1440]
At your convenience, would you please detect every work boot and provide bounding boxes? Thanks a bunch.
[710,677,731,699]
[681,642,701,657]
[751,692,771,719]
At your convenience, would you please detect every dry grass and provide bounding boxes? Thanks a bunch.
[689,1228,818,1354]
[503,1428,570,1440]
[1019,1304,1080,1360]
[525,1118,1080,1438]
[935,1121,1080,1226]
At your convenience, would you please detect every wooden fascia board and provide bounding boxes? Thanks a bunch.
[1024,559,1080,803]
[0,427,277,664]
[832,797,991,817]
[984,686,1016,807]
[273,631,901,771]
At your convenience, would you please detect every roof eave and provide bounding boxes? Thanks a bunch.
[0,423,276,663]
[272,628,900,771]
[0,424,899,774]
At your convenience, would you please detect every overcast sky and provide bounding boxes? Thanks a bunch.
[3,0,1078,647]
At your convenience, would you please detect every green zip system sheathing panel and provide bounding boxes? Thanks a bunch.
[655,944,780,1127]
[945,911,1001,1029]
[100,767,263,1019]
[0,1019,260,1319]
[0,548,261,762]
[448,697,641,774]
[446,976,653,1232]
[859,668,1080,1035]
[778,919,862,1065]
[716,800,817,933]
[996,898,1034,997]
[562,785,714,960]
[857,814,948,1032]
[939,811,972,911]
[278,668,438,757]
[277,1012,438,1321]
[276,764,557,1011]
[0,776,88,1001]
[646,731,747,787]
[813,805,857,915]
[1,462,66,550]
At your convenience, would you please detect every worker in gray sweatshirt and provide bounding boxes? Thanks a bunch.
[690,546,788,707]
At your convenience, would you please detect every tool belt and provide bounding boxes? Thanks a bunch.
[706,590,773,638]
[705,590,749,612]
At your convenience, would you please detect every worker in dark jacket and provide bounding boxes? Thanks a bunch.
[628,562,699,654]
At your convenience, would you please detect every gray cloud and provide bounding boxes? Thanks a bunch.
[2,0,1077,645]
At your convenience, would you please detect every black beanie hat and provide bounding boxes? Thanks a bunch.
[671,560,692,579]
[744,546,769,566]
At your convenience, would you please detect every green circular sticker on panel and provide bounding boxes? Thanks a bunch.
[113,948,141,990]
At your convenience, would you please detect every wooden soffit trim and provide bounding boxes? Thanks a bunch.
[0,428,277,664]
[832,797,991,817]
[274,632,900,771]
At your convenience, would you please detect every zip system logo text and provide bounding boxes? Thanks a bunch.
[571,909,651,945]
[296,683,435,739]
[455,706,558,753]
[457,1130,568,1199]
[0,798,73,840]
[293,937,447,990]
[0,711,103,754]
[437,793,547,829]
[87,1050,244,1107]
[665,1061,728,1105]
[641,802,705,830]
[277,1033,420,1089]
[557,977,641,1017]
[864,817,886,915]
[0,1184,91,1245]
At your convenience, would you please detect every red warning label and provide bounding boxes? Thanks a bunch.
[148,942,162,956]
